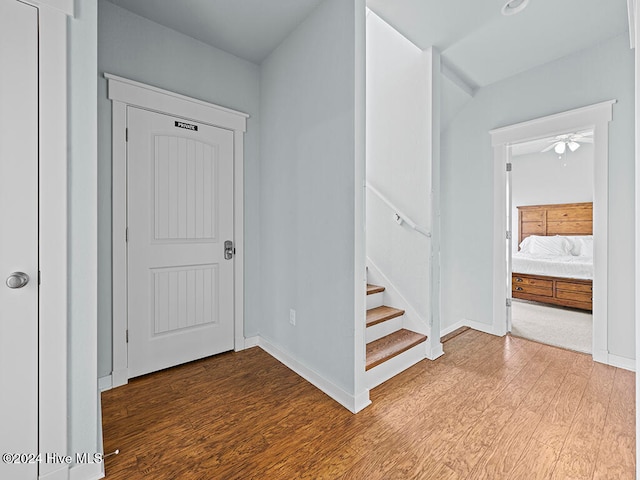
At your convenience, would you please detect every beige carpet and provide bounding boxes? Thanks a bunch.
[511,300,592,354]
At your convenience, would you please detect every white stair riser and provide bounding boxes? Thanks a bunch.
[366,341,428,390]
[366,315,403,343]
[366,291,384,310]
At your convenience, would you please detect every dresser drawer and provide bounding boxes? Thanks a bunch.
[556,289,592,303]
[512,284,553,297]
[556,281,592,293]
[512,276,553,289]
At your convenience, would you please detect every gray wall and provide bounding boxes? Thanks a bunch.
[97,0,261,377]
[69,0,99,459]
[441,33,635,360]
[259,0,358,393]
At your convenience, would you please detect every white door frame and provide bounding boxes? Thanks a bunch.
[8,1,73,479]
[489,100,615,364]
[107,74,248,387]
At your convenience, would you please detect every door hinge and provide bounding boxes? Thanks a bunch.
[506,298,512,307]
[126,329,129,343]
[506,162,512,172]
[506,231,512,240]
[125,128,128,142]
[125,227,129,242]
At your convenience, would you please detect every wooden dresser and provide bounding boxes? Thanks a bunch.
[512,273,592,311]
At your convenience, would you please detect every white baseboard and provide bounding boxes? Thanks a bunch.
[606,353,636,372]
[426,341,444,360]
[69,462,104,480]
[39,465,69,480]
[244,336,259,349]
[111,368,128,388]
[98,375,112,392]
[257,336,368,413]
[440,320,468,338]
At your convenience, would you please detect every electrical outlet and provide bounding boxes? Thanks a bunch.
[289,309,296,326]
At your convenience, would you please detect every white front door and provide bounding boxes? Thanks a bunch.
[127,107,235,378]
[0,1,39,479]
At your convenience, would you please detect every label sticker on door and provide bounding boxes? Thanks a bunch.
[175,121,198,131]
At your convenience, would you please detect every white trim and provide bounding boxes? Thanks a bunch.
[607,354,636,372]
[107,74,247,385]
[634,2,640,475]
[20,0,73,17]
[38,5,69,480]
[490,101,614,364]
[354,0,369,416]
[98,375,112,392]
[258,337,371,413]
[366,258,429,336]
[440,320,468,338]
[628,0,636,49]
[427,46,443,361]
[68,462,104,480]
[244,336,259,349]
[105,74,248,131]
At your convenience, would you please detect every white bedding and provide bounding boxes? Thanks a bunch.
[512,252,593,280]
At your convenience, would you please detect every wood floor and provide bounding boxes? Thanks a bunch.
[101,330,635,479]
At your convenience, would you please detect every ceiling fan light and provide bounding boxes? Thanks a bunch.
[501,0,530,16]
[554,142,566,155]
[568,141,580,152]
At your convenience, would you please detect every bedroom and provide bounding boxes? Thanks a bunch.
[508,134,594,353]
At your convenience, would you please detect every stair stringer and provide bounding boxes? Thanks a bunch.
[366,258,431,340]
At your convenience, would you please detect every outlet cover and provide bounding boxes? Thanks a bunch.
[289,309,296,326]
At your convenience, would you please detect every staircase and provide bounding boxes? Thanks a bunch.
[366,283,427,389]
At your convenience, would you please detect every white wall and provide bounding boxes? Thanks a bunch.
[259,0,360,396]
[97,0,261,377]
[511,145,594,251]
[366,11,431,322]
[441,33,635,360]
[69,0,99,462]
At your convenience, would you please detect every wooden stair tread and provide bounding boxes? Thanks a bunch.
[366,305,404,327]
[367,284,385,295]
[366,329,427,371]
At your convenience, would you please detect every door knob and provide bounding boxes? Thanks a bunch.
[6,272,29,289]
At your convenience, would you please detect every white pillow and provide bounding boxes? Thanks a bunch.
[572,236,593,257]
[519,235,572,256]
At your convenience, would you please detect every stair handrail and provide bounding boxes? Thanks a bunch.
[365,182,431,238]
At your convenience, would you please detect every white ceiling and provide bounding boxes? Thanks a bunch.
[105,0,629,87]
[106,0,324,64]
[367,0,630,88]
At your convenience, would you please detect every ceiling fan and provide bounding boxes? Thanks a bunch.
[541,131,594,155]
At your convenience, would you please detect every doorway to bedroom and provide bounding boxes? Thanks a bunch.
[507,133,594,354]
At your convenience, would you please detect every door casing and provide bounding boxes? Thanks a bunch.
[107,74,248,387]
[490,100,614,365]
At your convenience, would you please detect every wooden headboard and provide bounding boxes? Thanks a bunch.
[517,202,593,248]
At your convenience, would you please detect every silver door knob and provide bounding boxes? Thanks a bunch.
[6,272,29,289]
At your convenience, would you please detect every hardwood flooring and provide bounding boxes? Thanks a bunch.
[101,330,635,479]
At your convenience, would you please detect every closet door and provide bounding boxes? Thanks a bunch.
[0,1,39,479]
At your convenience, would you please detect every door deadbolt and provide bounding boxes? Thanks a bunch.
[224,240,234,260]
[6,272,29,289]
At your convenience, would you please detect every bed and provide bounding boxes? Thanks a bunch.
[511,202,593,311]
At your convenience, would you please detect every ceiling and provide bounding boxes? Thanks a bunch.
[106,0,324,64]
[367,0,630,88]
[106,0,630,88]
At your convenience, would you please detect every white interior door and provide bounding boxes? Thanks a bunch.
[0,1,39,479]
[127,107,235,378]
